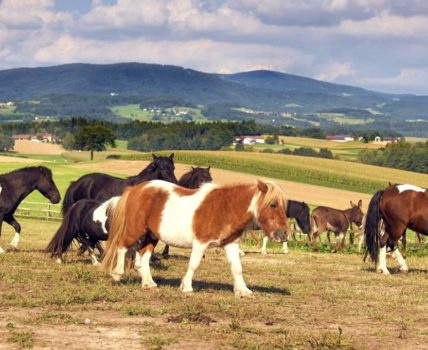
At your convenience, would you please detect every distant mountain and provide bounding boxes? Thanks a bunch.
[0,63,428,133]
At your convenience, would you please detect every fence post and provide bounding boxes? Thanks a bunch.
[47,203,51,220]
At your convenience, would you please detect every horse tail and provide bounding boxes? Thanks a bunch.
[46,206,80,257]
[62,180,78,214]
[364,190,384,263]
[101,190,131,273]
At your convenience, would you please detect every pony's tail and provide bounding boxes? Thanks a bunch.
[101,190,131,273]
[364,190,384,263]
[46,207,79,257]
[62,181,77,215]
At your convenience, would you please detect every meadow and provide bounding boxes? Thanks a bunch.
[1,145,428,349]
[1,219,428,349]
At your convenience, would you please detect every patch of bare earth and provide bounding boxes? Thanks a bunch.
[13,140,64,155]
[0,156,35,163]
[74,160,372,209]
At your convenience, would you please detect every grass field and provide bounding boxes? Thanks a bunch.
[1,219,428,349]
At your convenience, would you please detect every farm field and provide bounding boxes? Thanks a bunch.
[1,219,428,349]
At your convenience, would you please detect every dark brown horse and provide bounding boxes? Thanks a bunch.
[364,184,428,274]
[311,200,364,251]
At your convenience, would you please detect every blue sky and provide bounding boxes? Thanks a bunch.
[1,0,428,95]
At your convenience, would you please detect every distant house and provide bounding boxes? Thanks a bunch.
[374,136,400,144]
[325,135,355,142]
[0,101,14,107]
[235,135,265,145]
[12,134,31,141]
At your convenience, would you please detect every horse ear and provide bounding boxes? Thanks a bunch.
[358,199,362,208]
[257,180,268,193]
[191,166,195,170]
[207,166,211,171]
[350,200,354,207]
[152,153,158,161]
[169,153,174,160]
[388,181,392,186]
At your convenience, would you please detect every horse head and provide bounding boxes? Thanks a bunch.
[187,166,212,189]
[295,202,311,234]
[151,153,178,184]
[349,199,364,227]
[254,180,290,243]
[36,166,61,204]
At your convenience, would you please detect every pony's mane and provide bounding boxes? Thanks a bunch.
[258,181,287,209]
[1,166,52,177]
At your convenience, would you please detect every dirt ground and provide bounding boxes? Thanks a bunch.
[0,156,35,163]
[13,140,64,155]
[75,160,372,209]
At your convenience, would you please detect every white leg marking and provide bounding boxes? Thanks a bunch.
[0,246,6,254]
[112,247,128,281]
[392,249,408,272]
[134,251,141,269]
[282,241,288,254]
[225,242,253,297]
[139,250,157,288]
[55,257,62,264]
[239,248,245,256]
[337,233,345,248]
[10,232,20,249]
[261,236,268,255]
[180,241,208,293]
[358,233,365,253]
[377,246,390,275]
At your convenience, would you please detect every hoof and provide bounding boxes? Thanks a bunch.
[55,258,62,264]
[142,282,158,289]
[282,250,289,254]
[400,269,409,274]
[150,254,161,263]
[111,272,122,282]
[92,261,101,267]
[261,250,267,255]
[162,253,170,260]
[376,268,390,275]
[180,282,193,293]
[0,246,5,254]
[234,289,254,298]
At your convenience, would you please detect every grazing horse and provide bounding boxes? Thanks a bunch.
[260,200,311,254]
[102,180,290,297]
[0,166,61,253]
[62,153,177,214]
[47,167,212,265]
[364,184,428,274]
[161,166,212,258]
[311,200,363,252]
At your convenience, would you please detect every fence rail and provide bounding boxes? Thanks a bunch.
[15,201,62,221]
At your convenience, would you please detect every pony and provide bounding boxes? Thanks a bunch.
[311,200,364,252]
[62,153,177,214]
[0,166,60,253]
[102,180,290,297]
[259,200,311,254]
[364,184,428,274]
[64,153,177,255]
[46,166,212,265]
[161,166,212,258]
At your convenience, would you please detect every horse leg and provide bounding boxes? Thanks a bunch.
[0,216,5,253]
[88,241,101,266]
[358,231,365,253]
[5,214,21,249]
[335,231,345,251]
[224,242,253,297]
[282,241,289,254]
[401,229,407,259]
[261,236,268,254]
[416,232,422,244]
[180,240,208,293]
[161,244,170,259]
[138,238,158,288]
[377,225,390,275]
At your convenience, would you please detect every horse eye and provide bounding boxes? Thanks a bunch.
[270,203,277,209]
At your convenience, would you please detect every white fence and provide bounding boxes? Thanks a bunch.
[15,201,62,221]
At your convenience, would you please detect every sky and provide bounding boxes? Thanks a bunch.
[0,0,428,95]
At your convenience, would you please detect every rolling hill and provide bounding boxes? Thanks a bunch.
[0,63,427,134]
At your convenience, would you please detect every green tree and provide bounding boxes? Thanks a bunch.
[62,132,75,150]
[74,124,116,160]
[0,134,14,151]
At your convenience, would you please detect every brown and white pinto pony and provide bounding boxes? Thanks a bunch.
[311,200,364,252]
[102,180,290,297]
[364,184,428,274]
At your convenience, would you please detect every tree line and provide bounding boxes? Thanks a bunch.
[358,141,428,173]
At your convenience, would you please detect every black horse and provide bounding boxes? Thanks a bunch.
[47,166,212,264]
[260,200,311,254]
[0,166,61,253]
[161,166,212,258]
[62,153,177,214]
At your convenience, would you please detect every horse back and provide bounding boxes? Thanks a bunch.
[312,206,348,232]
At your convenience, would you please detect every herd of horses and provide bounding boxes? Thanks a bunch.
[0,154,427,296]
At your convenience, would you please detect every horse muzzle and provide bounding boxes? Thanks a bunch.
[50,192,61,204]
[271,230,288,243]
